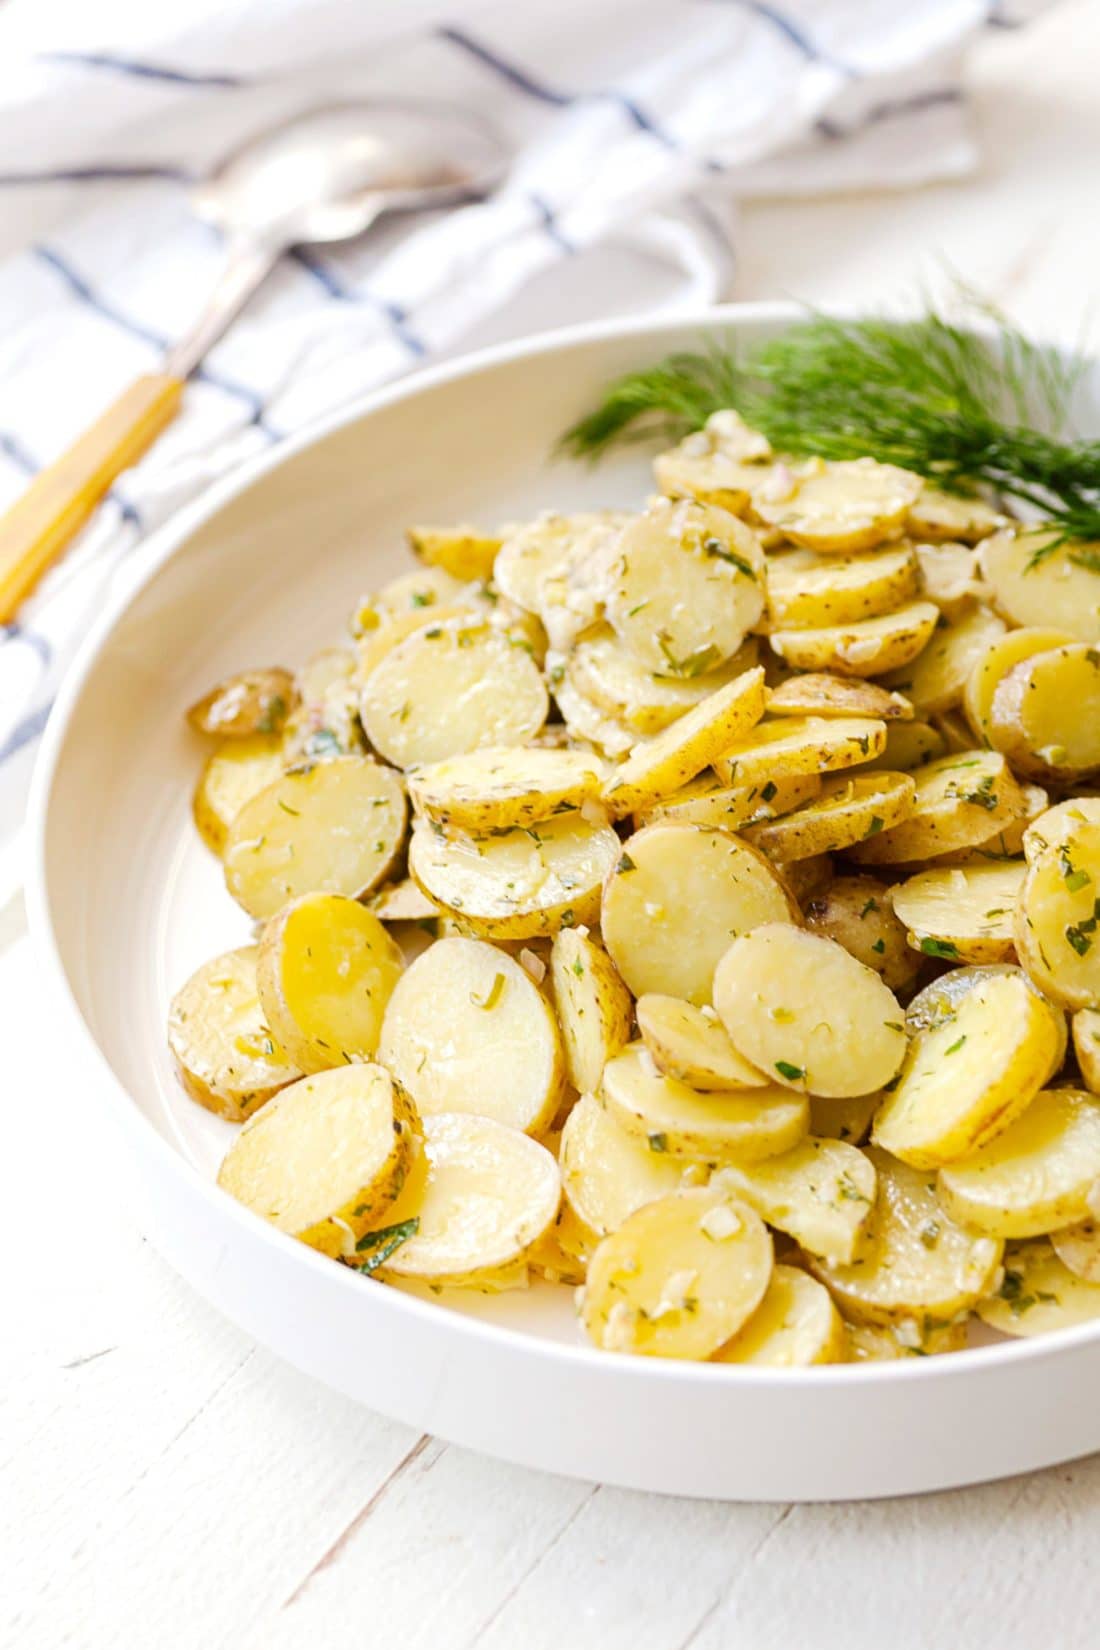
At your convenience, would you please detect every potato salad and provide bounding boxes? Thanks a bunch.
[172,406,1100,1365]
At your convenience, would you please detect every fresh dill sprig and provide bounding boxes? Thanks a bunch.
[559,307,1100,545]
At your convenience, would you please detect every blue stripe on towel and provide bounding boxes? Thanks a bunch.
[815,86,962,141]
[724,3,855,76]
[38,51,244,88]
[528,194,574,255]
[0,701,53,765]
[0,164,195,187]
[291,250,428,357]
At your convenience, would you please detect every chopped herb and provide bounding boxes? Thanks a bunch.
[836,1172,869,1204]
[617,852,637,873]
[775,1060,806,1082]
[919,1222,941,1250]
[648,1132,669,1153]
[871,938,886,954]
[349,1217,420,1276]
[470,972,506,1010]
[860,898,879,918]
[920,937,961,959]
[864,815,885,837]
[945,1035,967,1055]
[704,537,757,579]
[1066,924,1094,957]
[884,1021,904,1032]
[571,959,585,977]
[656,632,720,679]
[626,601,649,617]
[276,799,300,816]
[410,592,432,608]
[962,775,998,812]
[761,781,778,803]
[256,694,287,734]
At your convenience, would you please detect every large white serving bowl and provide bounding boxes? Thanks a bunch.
[28,303,1100,1502]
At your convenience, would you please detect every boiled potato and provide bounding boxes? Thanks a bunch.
[217,1063,417,1258]
[713,924,908,1099]
[527,1199,595,1285]
[764,544,919,629]
[256,894,403,1074]
[637,770,821,832]
[495,511,626,650]
[890,861,1026,965]
[377,936,563,1133]
[364,564,476,621]
[712,1265,847,1366]
[549,663,636,758]
[905,963,1067,1081]
[368,878,439,924]
[963,625,1075,746]
[601,667,766,817]
[989,644,1100,783]
[224,756,406,920]
[907,484,1005,543]
[560,1090,696,1237]
[913,540,982,619]
[192,733,285,856]
[1015,822,1100,1009]
[766,673,912,722]
[925,783,1048,867]
[938,1088,1100,1238]
[742,771,915,861]
[714,1136,876,1263]
[770,601,939,679]
[859,718,945,774]
[636,995,767,1090]
[187,666,297,738]
[1023,797,1100,863]
[407,744,603,831]
[848,750,1025,866]
[809,1091,881,1144]
[601,823,797,1004]
[1051,1219,1100,1282]
[356,603,472,680]
[168,946,301,1122]
[406,524,501,581]
[873,971,1061,1168]
[977,1239,1100,1336]
[980,529,1100,644]
[570,626,760,736]
[581,1187,774,1358]
[283,645,365,763]
[653,409,773,513]
[775,852,834,905]
[810,1148,1002,1324]
[753,456,922,552]
[845,1316,968,1359]
[882,605,1005,717]
[1072,1007,1100,1092]
[802,874,919,993]
[712,715,886,789]
[550,928,633,1094]
[601,1043,808,1162]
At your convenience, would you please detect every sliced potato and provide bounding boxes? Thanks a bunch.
[753,457,922,552]
[364,565,477,622]
[845,1315,968,1360]
[570,626,760,736]
[407,744,603,831]
[766,673,912,721]
[1015,822,1100,1009]
[712,715,886,789]
[217,1063,417,1258]
[256,894,403,1074]
[377,936,563,1133]
[810,1147,1002,1324]
[802,874,919,993]
[908,484,1005,543]
[890,861,1026,965]
[962,625,1075,746]
[882,605,1005,717]
[601,823,797,1005]
[192,732,285,856]
[653,409,773,513]
[549,663,636,758]
[406,524,501,581]
[282,646,365,764]
[1023,797,1100,863]
[938,1088,1100,1238]
[770,601,939,679]
[637,770,821,832]
[873,971,1061,1168]
[977,1239,1100,1336]
[361,619,547,768]
[809,1091,881,1145]
[925,783,1048,866]
[1051,1219,1100,1282]
[494,511,624,645]
[409,812,620,940]
[560,1090,695,1237]
[581,1187,774,1358]
[527,1199,595,1285]
[601,668,766,817]
[601,1043,808,1162]
[905,964,1067,1080]
[980,529,1100,643]
[774,852,834,905]
[764,544,919,629]
[224,756,406,920]
[715,1137,876,1263]
[989,644,1100,783]
[859,718,945,774]
[848,750,1025,866]
[604,497,765,675]
[1072,1007,1100,1093]
[187,666,297,738]
[913,540,982,619]
[713,1265,847,1366]
[713,924,907,1099]
[743,771,915,861]
[168,946,301,1122]
[368,878,439,924]
[636,995,767,1091]
[355,602,472,680]
[550,928,633,1094]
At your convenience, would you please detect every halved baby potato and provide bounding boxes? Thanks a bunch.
[560,1090,694,1237]
[989,644,1100,784]
[256,894,404,1074]
[1015,822,1100,1009]
[636,995,767,1091]
[848,750,1025,866]
[766,673,912,722]
[377,936,563,1134]
[217,1062,417,1258]
[224,755,406,920]
[907,484,1005,543]
[712,715,886,789]
[168,946,301,1122]
[882,604,1005,717]
[963,625,1075,746]
[581,1186,774,1359]
[753,457,922,552]
[770,601,940,679]
[980,529,1100,644]
[601,1043,808,1162]
[187,666,297,738]
[764,544,920,629]
[550,928,633,1095]
[600,667,766,818]
[890,861,1026,965]
[712,1265,847,1366]
[714,1136,876,1263]
[570,627,760,736]
[977,1239,1100,1337]
[406,523,502,581]
[407,744,604,831]
[938,1087,1100,1238]
[742,771,915,861]
[637,770,821,832]
[802,874,919,994]
[192,732,285,856]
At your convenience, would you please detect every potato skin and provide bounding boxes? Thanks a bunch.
[187,667,297,737]
[803,874,919,994]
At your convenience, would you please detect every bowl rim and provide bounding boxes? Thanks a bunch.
[27,297,1100,1389]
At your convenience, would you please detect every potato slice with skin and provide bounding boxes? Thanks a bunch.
[224,756,406,920]
[859,718,945,774]
[873,971,1061,1168]
[742,771,915,861]
[368,878,439,924]
[764,544,920,628]
[375,1112,561,1288]
[963,625,1075,745]
[494,511,623,630]
[256,894,403,1074]
[654,409,773,513]
[582,1187,774,1359]
[908,484,1005,543]
[1023,797,1100,864]
[602,823,797,1005]
[283,646,364,764]
[361,619,547,768]
[905,963,1068,1082]
[776,852,833,905]
[809,1091,881,1145]
[980,529,1100,644]
[570,627,760,736]
[637,770,821,832]
[356,603,473,680]
[712,715,886,789]
[187,667,297,738]
[604,497,765,675]
[192,732,285,856]
[217,1063,417,1258]
[409,813,620,940]
[1052,1219,1100,1282]
[714,1137,876,1263]
[766,673,912,721]
[882,605,1005,717]
[407,745,604,831]
[754,457,922,552]
[1017,823,1100,1009]
[938,1088,1100,1239]
[923,783,1048,867]
[601,1044,808,1162]
[528,1199,595,1285]
[845,1316,967,1360]
[377,936,563,1133]
[406,524,501,581]
[803,874,919,994]
[713,1265,847,1366]
[770,601,940,679]
[366,565,475,621]
[636,995,767,1091]
[550,929,633,1095]
[989,644,1100,783]
[714,925,907,1099]
[890,861,1026,965]
[977,1239,1100,1336]
[601,668,766,818]
[549,663,636,758]
[848,750,1025,866]
[913,541,982,620]
[1072,1007,1100,1093]
[560,1091,695,1237]
[810,1148,1002,1325]
[168,946,301,1122]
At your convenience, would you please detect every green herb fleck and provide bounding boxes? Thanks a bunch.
[775,1060,806,1082]
[648,1132,669,1153]
[945,1035,967,1055]
[920,937,961,959]
[350,1217,420,1276]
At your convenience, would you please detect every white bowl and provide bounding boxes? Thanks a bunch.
[28,303,1100,1502]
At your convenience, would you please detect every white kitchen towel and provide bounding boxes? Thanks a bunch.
[0,0,1047,896]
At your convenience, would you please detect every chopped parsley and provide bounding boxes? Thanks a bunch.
[349,1217,420,1276]
[775,1060,806,1082]
[470,972,506,1011]
[920,937,961,959]
[945,1035,967,1055]
[648,1132,669,1153]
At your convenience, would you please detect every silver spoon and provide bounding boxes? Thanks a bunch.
[0,100,508,620]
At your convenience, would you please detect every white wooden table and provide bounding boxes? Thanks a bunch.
[6,7,1100,1645]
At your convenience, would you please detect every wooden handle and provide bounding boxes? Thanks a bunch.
[0,371,184,621]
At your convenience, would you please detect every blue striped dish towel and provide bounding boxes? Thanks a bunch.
[0,0,1047,897]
